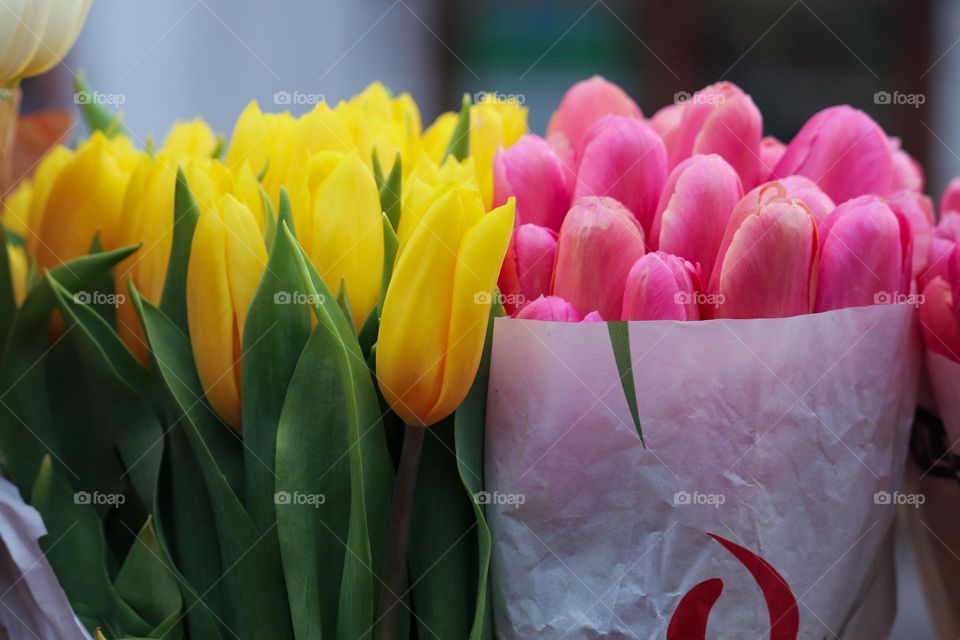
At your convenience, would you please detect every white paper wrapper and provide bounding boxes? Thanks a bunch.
[0,477,89,639]
[902,351,960,639]
[485,304,919,639]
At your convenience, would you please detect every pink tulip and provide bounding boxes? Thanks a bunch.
[773,106,895,203]
[621,252,701,321]
[581,311,604,322]
[889,138,924,192]
[921,212,960,290]
[649,103,685,161]
[759,136,786,182]
[498,224,558,315]
[546,76,642,158]
[650,154,742,283]
[515,295,583,322]
[709,183,818,318]
[553,196,647,320]
[814,196,911,312]
[494,134,571,231]
[886,190,933,279]
[920,277,960,362]
[941,177,960,215]
[573,116,667,235]
[774,176,835,226]
[668,82,763,189]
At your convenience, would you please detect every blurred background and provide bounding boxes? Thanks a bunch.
[20,0,960,636]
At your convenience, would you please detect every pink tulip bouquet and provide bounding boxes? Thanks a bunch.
[484,77,922,638]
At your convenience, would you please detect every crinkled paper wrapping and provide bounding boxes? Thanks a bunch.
[902,351,960,640]
[485,304,919,639]
[0,477,89,639]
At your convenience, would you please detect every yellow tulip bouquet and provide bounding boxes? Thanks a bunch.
[0,80,524,640]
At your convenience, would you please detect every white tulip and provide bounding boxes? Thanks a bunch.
[0,0,92,86]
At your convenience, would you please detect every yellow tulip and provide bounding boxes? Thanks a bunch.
[3,179,33,238]
[32,132,141,270]
[396,153,478,248]
[186,194,268,430]
[337,83,422,173]
[22,145,72,252]
[470,97,527,209]
[161,119,218,158]
[376,190,515,427]
[8,243,27,305]
[294,152,383,330]
[225,101,293,178]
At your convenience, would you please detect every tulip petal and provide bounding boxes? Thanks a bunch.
[546,76,641,157]
[493,134,570,231]
[514,295,582,322]
[426,199,515,425]
[941,177,960,216]
[653,154,742,282]
[920,277,960,362]
[573,117,667,235]
[498,223,557,315]
[621,252,700,321]
[814,196,908,312]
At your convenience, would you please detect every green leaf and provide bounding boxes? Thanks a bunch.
[114,517,184,639]
[0,245,137,493]
[443,94,472,162]
[131,288,293,638]
[276,320,368,640]
[242,192,311,537]
[260,182,278,249]
[159,168,201,333]
[337,278,356,337]
[376,155,402,230]
[377,213,399,316]
[30,456,152,637]
[74,72,128,138]
[283,226,393,580]
[607,321,644,446]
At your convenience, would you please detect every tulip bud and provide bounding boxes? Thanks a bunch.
[651,154,742,283]
[0,0,92,84]
[162,119,218,158]
[498,224,557,315]
[553,196,647,320]
[773,106,894,203]
[886,190,933,279]
[493,134,570,231]
[941,177,960,216]
[889,139,924,192]
[573,116,667,235]
[515,295,583,322]
[422,111,458,163]
[649,103,684,162]
[923,214,960,291]
[771,176,835,227]
[710,183,818,318]
[377,192,515,427]
[546,76,641,157]
[470,96,528,209]
[759,136,786,181]
[186,194,268,430]
[621,252,700,321]
[32,132,140,270]
[226,101,292,177]
[668,82,763,189]
[3,178,32,239]
[8,244,27,305]
[296,153,384,330]
[920,276,960,362]
[814,196,911,312]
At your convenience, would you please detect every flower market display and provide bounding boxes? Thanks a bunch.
[1,11,960,638]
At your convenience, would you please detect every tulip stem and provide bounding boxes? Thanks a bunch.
[375,423,425,640]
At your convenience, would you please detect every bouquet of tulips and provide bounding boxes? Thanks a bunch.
[0,81,525,640]
[484,78,924,638]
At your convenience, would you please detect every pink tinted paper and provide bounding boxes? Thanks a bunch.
[485,304,918,639]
